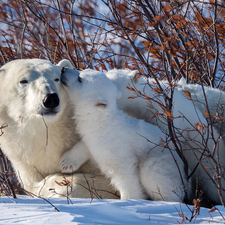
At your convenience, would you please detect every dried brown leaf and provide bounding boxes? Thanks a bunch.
[195,122,201,131]
[182,90,192,100]
[209,207,216,213]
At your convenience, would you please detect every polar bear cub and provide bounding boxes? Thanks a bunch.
[61,68,187,201]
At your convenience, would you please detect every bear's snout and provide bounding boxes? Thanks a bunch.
[43,93,60,109]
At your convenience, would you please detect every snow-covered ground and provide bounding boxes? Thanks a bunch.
[0,196,225,224]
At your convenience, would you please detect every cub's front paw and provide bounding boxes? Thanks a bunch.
[60,151,83,174]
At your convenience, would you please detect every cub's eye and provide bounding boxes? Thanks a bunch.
[78,76,82,83]
[19,79,28,84]
[54,78,60,82]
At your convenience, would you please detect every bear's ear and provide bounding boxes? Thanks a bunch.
[129,70,139,84]
[57,59,73,69]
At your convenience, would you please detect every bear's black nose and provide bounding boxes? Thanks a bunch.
[43,93,59,109]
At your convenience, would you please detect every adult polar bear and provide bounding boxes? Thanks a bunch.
[0,59,117,198]
[177,78,225,140]
[105,69,225,205]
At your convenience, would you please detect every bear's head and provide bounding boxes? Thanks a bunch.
[0,59,73,123]
[61,68,121,115]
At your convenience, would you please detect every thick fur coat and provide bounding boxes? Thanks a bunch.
[177,78,225,140]
[61,68,187,201]
[1,58,225,204]
[0,59,116,198]
[106,69,225,205]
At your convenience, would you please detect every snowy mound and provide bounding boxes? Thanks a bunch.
[1,196,224,224]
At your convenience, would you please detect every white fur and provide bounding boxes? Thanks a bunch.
[0,59,117,198]
[62,68,187,201]
[106,69,225,205]
[177,78,225,139]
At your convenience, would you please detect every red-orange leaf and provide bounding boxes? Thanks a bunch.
[209,207,217,213]
[145,94,151,101]
[183,90,192,100]
[127,86,136,92]
[160,137,165,142]
[142,41,150,47]
[195,122,201,131]
[163,5,171,12]
[205,111,212,117]
[164,110,174,119]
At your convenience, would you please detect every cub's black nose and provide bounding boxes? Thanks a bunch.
[43,93,59,109]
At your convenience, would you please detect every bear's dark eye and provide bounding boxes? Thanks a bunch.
[78,76,82,83]
[19,79,28,84]
[54,78,60,82]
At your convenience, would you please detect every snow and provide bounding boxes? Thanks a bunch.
[0,196,224,224]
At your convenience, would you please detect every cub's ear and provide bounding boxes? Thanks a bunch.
[57,59,73,69]
[129,70,140,83]
[95,101,108,108]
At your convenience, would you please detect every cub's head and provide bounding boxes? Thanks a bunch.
[61,68,121,114]
[0,59,73,123]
